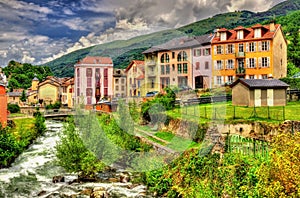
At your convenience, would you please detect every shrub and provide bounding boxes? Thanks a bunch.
[7,104,20,113]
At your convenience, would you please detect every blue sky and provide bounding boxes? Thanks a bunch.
[0,0,285,66]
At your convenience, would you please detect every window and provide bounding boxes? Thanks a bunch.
[249,75,255,79]
[237,30,244,39]
[115,79,119,84]
[194,49,201,56]
[172,64,175,71]
[228,76,234,83]
[151,79,155,88]
[205,62,209,70]
[227,59,234,69]
[217,45,222,54]
[116,85,119,91]
[217,76,222,85]
[262,41,270,51]
[227,44,234,54]
[177,51,188,62]
[238,43,244,52]
[248,58,256,68]
[104,88,108,96]
[161,65,165,75]
[172,52,175,59]
[216,60,223,70]
[77,88,80,96]
[166,65,170,74]
[161,77,170,89]
[87,78,92,87]
[86,88,92,96]
[261,57,269,67]
[183,63,188,74]
[195,62,200,70]
[238,59,244,68]
[221,32,227,41]
[121,79,125,84]
[248,42,256,52]
[204,48,211,55]
[87,97,92,105]
[177,64,182,74]
[254,28,261,38]
[86,68,92,77]
[121,86,125,91]
[161,53,170,63]
[77,68,80,77]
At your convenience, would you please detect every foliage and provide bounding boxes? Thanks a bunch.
[34,110,46,136]
[2,60,53,90]
[0,127,22,168]
[45,101,61,110]
[7,104,20,113]
[141,87,176,124]
[20,90,27,102]
[128,100,140,123]
[55,117,105,177]
[280,77,300,89]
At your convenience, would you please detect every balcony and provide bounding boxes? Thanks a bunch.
[235,52,245,58]
[236,67,246,76]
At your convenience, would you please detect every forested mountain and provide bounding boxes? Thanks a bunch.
[44,0,300,77]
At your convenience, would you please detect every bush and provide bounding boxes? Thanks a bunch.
[7,104,20,113]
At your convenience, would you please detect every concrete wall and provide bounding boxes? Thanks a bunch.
[232,83,250,106]
[273,27,287,79]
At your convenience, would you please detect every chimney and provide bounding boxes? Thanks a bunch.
[214,28,220,37]
[270,21,276,32]
[268,74,273,79]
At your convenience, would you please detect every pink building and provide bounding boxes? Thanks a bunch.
[74,56,114,107]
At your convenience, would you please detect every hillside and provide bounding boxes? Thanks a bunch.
[44,0,300,77]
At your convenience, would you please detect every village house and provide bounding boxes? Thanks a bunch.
[38,76,61,106]
[27,77,39,105]
[60,77,74,108]
[113,69,127,98]
[230,78,289,107]
[143,34,213,94]
[211,22,287,87]
[125,60,145,97]
[74,56,114,108]
[0,72,7,127]
[7,89,23,105]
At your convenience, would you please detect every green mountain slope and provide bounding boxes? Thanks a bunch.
[44,0,300,77]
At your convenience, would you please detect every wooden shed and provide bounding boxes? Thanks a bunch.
[230,79,289,107]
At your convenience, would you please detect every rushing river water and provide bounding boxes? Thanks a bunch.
[0,120,150,198]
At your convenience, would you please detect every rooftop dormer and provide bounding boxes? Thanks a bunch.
[219,28,228,41]
[234,26,245,40]
[252,24,263,38]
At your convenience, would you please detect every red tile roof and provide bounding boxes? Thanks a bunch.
[77,56,113,64]
[212,23,281,43]
[219,28,228,32]
[125,60,145,73]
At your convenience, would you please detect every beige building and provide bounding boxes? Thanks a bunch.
[125,60,145,97]
[38,76,61,106]
[230,79,289,107]
[113,69,127,98]
[61,77,74,108]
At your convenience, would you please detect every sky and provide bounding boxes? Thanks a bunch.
[0,0,286,67]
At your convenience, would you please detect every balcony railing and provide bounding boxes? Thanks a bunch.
[235,52,245,58]
[236,67,246,75]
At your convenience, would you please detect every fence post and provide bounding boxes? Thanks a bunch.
[233,106,236,119]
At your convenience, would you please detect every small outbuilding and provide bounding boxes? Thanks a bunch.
[230,79,289,107]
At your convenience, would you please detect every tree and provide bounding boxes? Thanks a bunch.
[20,90,27,102]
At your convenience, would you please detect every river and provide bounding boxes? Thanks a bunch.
[0,120,150,198]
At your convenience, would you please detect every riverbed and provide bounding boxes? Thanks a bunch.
[0,120,150,198]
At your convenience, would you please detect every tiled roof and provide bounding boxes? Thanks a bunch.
[212,23,281,43]
[8,92,22,97]
[125,60,145,73]
[76,56,113,65]
[136,74,145,80]
[143,34,213,54]
[231,79,289,89]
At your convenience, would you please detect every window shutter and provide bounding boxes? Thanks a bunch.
[233,59,235,69]
[267,57,270,67]
[258,41,262,51]
[214,46,217,55]
[221,76,224,84]
[254,58,257,68]
[221,60,224,69]
[225,45,228,54]
[221,45,224,54]
[254,42,257,52]
[214,76,217,85]
[193,49,196,56]
[225,60,228,69]
[246,43,249,52]
[267,41,270,51]
[214,60,217,70]
[232,45,235,53]
[246,58,249,68]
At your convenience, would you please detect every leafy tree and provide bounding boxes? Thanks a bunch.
[20,90,27,102]
[7,104,20,113]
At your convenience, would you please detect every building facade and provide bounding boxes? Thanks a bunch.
[143,35,213,93]
[211,22,287,87]
[125,60,145,97]
[113,69,127,98]
[38,76,61,106]
[74,56,114,107]
[0,73,7,127]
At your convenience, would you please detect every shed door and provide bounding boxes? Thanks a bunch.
[254,89,261,107]
[267,89,274,106]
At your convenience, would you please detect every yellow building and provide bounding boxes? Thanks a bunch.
[38,76,61,106]
[211,22,287,87]
[125,60,145,97]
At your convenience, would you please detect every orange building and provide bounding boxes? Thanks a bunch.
[211,22,287,87]
[0,76,7,127]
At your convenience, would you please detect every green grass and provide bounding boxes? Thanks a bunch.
[8,113,27,118]
[167,101,300,123]
[10,118,35,139]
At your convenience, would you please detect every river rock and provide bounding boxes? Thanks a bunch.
[91,187,108,198]
[80,188,93,196]
[52,175,65,183]
[120,172,130,183]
